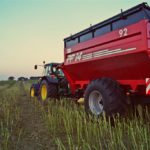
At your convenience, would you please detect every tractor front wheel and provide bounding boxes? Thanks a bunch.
[30,87,35,98]
[30,84,39,98]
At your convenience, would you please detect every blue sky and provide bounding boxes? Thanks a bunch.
[0,0,149,80]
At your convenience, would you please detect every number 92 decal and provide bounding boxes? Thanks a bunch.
[119,28,128,37]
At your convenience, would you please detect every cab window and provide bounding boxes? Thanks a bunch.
[44,66,51,76]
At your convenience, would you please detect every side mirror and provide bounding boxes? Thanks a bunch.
[34,65,37,70]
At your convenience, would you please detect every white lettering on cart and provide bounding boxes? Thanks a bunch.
[66,47,136,64]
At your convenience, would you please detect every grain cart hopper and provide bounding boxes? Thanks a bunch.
[30,2,150,117]
[61,2,150,117]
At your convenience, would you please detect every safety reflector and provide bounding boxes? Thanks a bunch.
[146,78,150,95]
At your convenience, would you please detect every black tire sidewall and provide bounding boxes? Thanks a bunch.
[38,80,58,104]
[84,78,126,117]
[85,81,108,116]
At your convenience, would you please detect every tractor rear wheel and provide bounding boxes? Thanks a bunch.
[84,78,127,118]
[39,80,58,104]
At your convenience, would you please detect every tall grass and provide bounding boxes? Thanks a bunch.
[0,82,22,150]
[0,81,16,90]
[39,99,150,150]
[0,81,150,149]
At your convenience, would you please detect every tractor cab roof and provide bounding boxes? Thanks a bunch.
[44,62,62,67]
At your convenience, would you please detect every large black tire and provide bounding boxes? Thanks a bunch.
[84,78,127,118]
[30,83,39,98]
[39,80,58,104]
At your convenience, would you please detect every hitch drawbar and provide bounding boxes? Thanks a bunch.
[146,78,150,95]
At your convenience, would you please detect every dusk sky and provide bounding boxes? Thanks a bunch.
[0,0,149,80]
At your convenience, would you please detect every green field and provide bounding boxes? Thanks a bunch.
[0,81,150,150]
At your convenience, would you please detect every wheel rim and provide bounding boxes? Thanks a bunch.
[30,88,35,98]
[89,90,104,115]
[41,84,47,101]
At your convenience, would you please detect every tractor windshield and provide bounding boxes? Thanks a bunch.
[43,65,51,76]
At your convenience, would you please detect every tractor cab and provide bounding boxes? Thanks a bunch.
[43,63,64,79]
[35,62,64,79]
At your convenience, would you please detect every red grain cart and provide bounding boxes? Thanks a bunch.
[62,2,150,116]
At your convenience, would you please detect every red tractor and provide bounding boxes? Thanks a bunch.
[31,2,150,117]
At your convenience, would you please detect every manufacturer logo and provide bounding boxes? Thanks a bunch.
[66,52,83,63]
[66,47,136,64]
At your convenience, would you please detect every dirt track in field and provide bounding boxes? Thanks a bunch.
[17,82,56,150]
